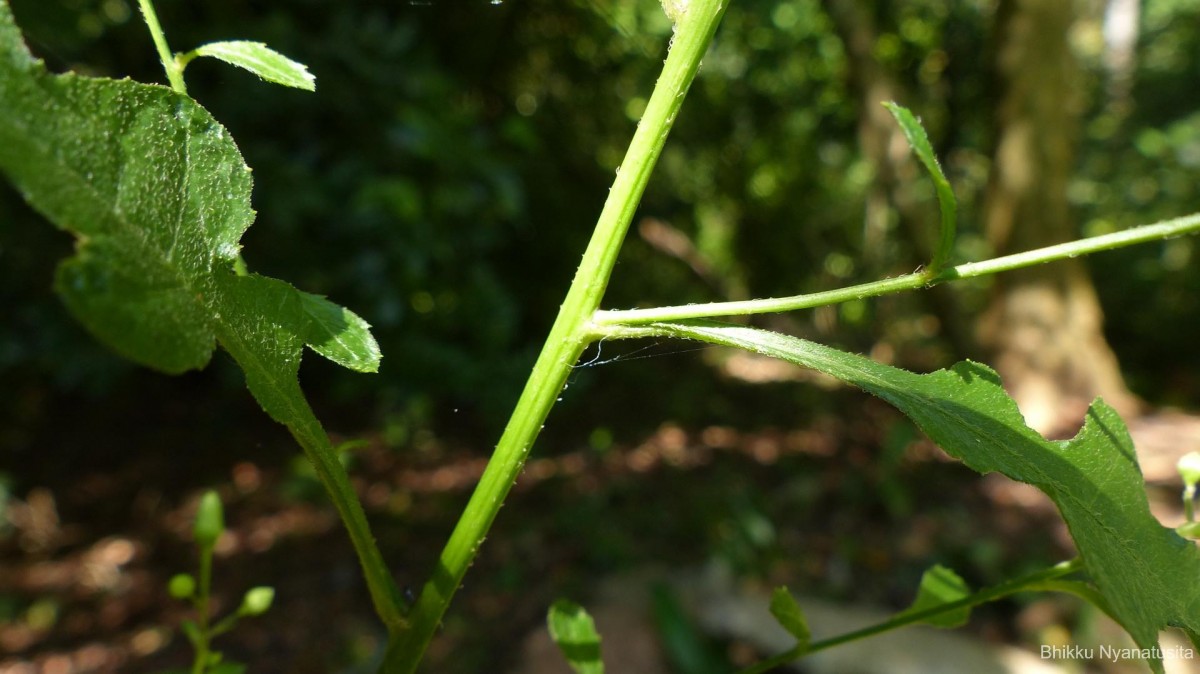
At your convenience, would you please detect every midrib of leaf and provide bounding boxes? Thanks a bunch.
[0,77,223,314]
[644,320,1200,664]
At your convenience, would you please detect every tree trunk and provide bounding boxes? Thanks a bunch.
[980,0,1140,437]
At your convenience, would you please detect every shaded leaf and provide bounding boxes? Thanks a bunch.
[769,587,811,645]
[0,1,378,426]
[547,600,603,674]
[882,101,956,271]
[653,320,1200,673]
[903,564,970,628]
[187,40,315,91]
[650,583,726,674]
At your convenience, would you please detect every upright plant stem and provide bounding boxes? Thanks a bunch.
[382,2,729,671]
[136,0,187,94]
[191,543,214,674]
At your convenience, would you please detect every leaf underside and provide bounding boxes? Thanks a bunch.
[0,1,378,424]
[656,320,1200,672]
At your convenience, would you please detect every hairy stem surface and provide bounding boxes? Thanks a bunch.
[595,212,1200,325]
[135,0,186,93]
[382,2,729,670]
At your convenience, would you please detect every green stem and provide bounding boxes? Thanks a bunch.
[136,0,187,94]
[289,409,408,633]
[208,610,241,640]
[191,543,214,674]
[595,212,1200,325]
[380,2,729,671]
[738,559,1083,674]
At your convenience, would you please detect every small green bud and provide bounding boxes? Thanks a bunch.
[193,490,225,548]
[168,573,196,599]
[238,586,275,616]
[1178,452,1200,488]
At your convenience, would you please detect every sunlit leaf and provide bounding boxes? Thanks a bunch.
[882,101,956,272]
[187,40,315,91]
[654,320,1200,673]
[0,1,378,429]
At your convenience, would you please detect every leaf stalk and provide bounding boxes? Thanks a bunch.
[286,408,409,633]
[594,212,1200,326]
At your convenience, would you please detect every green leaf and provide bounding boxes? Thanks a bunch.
[0,1,378,419]
[769,587,811,645]
[903,564,971,628]
[654,320,1200,673]
[882,102,957,272]
[185,41,315,91]
[0,0,406,631]
[547,600,604,674]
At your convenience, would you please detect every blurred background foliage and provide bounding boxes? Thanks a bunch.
[1,0,1197,442]
[1,0,1199,669]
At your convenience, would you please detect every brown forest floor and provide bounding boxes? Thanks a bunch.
[1,381,1197,674]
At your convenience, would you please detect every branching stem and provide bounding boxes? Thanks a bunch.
[738,559,1084,674]
[381,1,729,670]
[594,212,1200,325]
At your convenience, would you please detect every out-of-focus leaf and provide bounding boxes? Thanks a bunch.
[769,587,811,645]
[903,564,970,628]
[547,599,604,674]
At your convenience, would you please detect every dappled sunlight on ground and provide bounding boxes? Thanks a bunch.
[2,400,1193,673]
